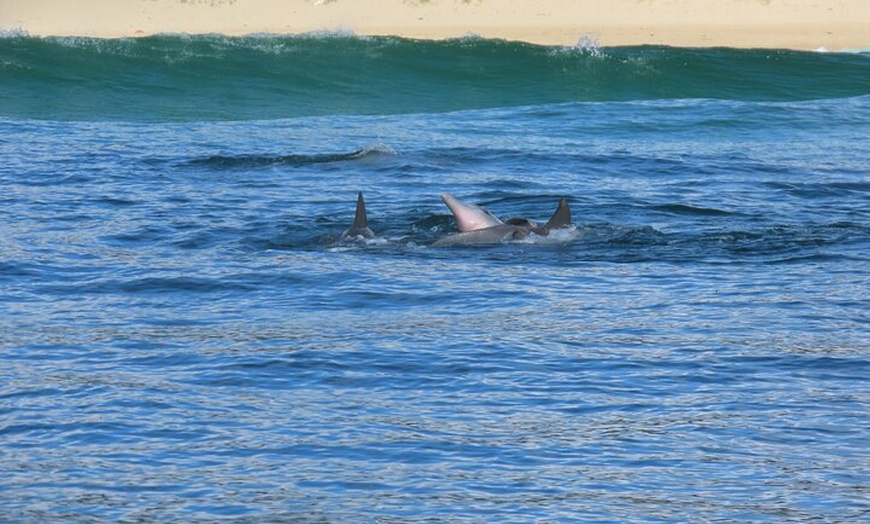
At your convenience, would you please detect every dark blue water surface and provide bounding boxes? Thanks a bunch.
[1,34,869,523]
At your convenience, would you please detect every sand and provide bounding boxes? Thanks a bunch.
[3,0,869,50]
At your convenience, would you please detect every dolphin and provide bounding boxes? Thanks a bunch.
[433,193,571,247]
[440,192,504,232]
[339,191,375,241]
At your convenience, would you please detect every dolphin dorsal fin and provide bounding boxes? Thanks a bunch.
[353,191,368,230]
[440,193,503,232]
[340,191,375,240]
[544,197,571,230]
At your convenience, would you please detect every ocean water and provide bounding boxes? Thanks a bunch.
[1,33,869,523]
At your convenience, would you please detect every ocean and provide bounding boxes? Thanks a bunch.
[1,33,868,523]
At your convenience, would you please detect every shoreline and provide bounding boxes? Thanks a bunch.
[3,0,869,51]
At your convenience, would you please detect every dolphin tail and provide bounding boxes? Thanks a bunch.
[544,197,571,230]
[341,191,375,239]
[440,193,503,232]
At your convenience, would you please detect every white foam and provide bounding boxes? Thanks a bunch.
[549,35,604,58]
[517,226,582,245]
[0,28,30,38]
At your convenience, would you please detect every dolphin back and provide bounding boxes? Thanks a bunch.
[432,224,528,247]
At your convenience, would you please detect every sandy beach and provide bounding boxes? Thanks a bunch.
[3,0,869,50]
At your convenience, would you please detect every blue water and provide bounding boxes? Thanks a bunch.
[1,34,869,523]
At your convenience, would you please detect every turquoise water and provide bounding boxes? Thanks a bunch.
[3,34,869,120]
[1,34,869,523]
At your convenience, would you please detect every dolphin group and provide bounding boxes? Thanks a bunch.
[433,193,571,246]
[338,191,572,246]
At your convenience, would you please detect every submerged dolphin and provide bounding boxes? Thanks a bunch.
[433,193,571,247]
[339,191,375,241]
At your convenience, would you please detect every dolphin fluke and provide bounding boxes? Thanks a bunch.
[340,191,375,240]
[544,197,571,231]
[440,193,503,232]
